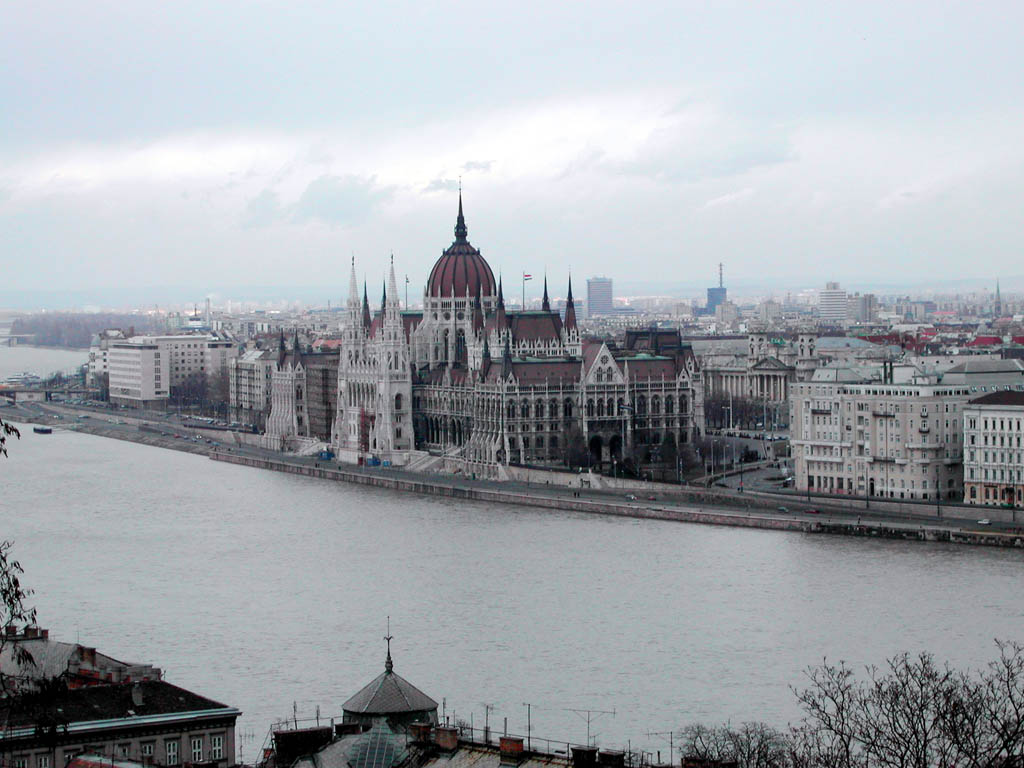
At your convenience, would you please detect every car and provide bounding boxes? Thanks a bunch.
[625,493,638,500]
[777,506,788,513]
[174,434,182,438]
[804,508,820,514]
[647,494,657,501]
[977,519,991,526]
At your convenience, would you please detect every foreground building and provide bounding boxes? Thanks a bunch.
[328,197,702,471]
[0,627,239,768]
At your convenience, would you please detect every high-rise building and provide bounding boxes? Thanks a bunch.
[586,277,613,317]
[705,262,727,316]
[818,281,848,326]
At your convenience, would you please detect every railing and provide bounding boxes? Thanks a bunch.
[872,411,896,418]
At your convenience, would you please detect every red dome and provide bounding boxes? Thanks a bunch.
[426,196,496,298]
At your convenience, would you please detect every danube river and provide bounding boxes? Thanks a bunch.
[4,427,1024,759]
[0,345,87,380]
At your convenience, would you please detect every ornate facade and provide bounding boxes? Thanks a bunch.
[328,197,703,472]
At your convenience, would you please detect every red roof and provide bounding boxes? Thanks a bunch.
[968,335,1002,347]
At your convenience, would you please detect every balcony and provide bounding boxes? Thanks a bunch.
[871,455,896,463]
[918,424,930,433]
[872,410,896,418]
[811,407,832,415]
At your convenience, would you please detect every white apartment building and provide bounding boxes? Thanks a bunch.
[228,348,274,427]
[791,366,973,501]
[818,281,848,326]
[87,329,126,387]
[962,390,1024,508]
[109,334,237,409]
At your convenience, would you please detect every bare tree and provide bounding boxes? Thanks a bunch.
[0,417,18,459]
[0,541,37,696]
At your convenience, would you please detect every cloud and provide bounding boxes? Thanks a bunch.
[423,177,459,193]
[702,187,754,209]
[291,174,394,226]
[462,160,493,173]
[242,188,283,228]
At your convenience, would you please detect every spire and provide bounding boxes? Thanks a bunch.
[564,275,578,331]
[388,254,399,311]
[361,282,371,329]
[454,189,468,242]
[278,329,287,365]
[384,617,394,674]
[472,288,485,333]
[502,334,513,378]
[381,279,387,313]
[497,276,505,309]
[481,334,492,378]
[293,329,301,354]
[348,255,359,309]
[542,274,550,312]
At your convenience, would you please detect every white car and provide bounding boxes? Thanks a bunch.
[977,519,991,526]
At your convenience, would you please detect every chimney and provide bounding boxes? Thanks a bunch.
[598,751,625,768]
[5,625,16,637]
[434,726,459,752]
[571,747,598,768]
[410,723,433,744]
[132,683,144,708]
[23,626,38,639]
[499,737,524,765]
[40,628,49,639]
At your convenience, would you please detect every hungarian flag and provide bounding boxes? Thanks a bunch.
[523,273,533,281]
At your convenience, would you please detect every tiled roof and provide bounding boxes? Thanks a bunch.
[968,390,1024,406]
[342,665,438,716]
[0,680,234,728]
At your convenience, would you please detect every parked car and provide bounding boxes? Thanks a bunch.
[977,519,991,526]
[625,493,638,500]
[804,508,820,515]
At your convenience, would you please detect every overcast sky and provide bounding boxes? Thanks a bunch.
[2,1,1023,307]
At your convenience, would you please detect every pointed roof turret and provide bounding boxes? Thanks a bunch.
[564,275,578,331]
[381,279,387,314]
[341,631,438,721]
[454,191,468,242]
[501,335,513,378]
[278,329,287,365]
[542,274,550,312]
[348,255,359,309]
[361,282,371,329]
[495,276,507,329]
[472,289,485,333]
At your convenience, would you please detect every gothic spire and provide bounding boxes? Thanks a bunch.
[542,274,550,312]
[564,275,578,331]
[348,255,359,309]
[454,190,468,242]
[361,281,371,329]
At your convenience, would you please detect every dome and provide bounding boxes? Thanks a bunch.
[426,195,496,298]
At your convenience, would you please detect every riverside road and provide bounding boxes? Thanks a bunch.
[6,399,1018,542]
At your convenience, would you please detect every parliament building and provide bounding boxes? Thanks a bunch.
[271,197,704,475]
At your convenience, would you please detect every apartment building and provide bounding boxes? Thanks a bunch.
[228,348,274,428]
[791,366,973,501]
[962,390,1024,507]
[109,334,237,409]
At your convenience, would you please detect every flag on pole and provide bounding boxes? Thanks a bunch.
[523,273,533,281]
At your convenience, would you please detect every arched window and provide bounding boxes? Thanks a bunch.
[651,396,660,414]
[564,399,574,419]
[521,400,530,418]
[550,399,559,418]
[507,402,516,419]
[586,399,595,417]
[395,393,403,411]
[665,396,674,414]
[637,396,647,415]
[597,399,605,417]
[536,400,545,418]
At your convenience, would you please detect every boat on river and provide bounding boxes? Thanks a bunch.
[32,426,53,435]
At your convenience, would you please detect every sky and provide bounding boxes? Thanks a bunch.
[2,1,1023,308]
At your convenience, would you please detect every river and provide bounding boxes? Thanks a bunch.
[0,345,87,380]
[3,427,1023,760]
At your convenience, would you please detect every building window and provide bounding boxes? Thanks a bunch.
[141,744,154,758]
[36,756,50,768]
[119,744,131,758]
[166,740,180,766]
[14,758,27,768]
[192,737,204,763]
[211,735,224,761]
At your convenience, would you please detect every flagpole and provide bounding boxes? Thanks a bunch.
[522,273,525,311]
